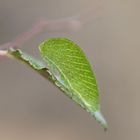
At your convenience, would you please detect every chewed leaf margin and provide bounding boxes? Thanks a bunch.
[8,48,52,81]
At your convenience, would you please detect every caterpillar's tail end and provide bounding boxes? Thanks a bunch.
[93,111,108,131]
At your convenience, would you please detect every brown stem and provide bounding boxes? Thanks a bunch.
[0,5,101,51]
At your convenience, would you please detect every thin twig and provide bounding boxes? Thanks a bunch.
[0,4,101,53]
[0,50,8,59]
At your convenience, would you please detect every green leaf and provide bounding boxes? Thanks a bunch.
[7,39,107,130]
[39,38,107,129]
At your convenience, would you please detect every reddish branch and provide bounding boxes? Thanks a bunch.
[0,5,101,57]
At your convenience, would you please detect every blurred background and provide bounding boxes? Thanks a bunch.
[0,0,140,139]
